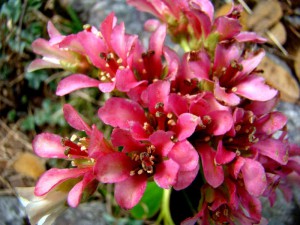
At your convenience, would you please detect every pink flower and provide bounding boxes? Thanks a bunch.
[95,128,199,209]
[98,80,199,141]
[28,21,92,74]
[33,104,114,207]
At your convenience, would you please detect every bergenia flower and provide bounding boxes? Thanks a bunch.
[28,21,92,74]
[95,128,199,209]
[33,104,114,208]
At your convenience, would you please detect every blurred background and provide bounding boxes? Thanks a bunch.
[0,0,300,224]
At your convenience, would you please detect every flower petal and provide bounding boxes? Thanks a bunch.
[63,104,92,135]
[168,140,199,171]
[197,144,224,188]
[115,67,146,92]
[95,152,131,183]
[235,75,278,101]
[207,110,233,135]
[98,97,147,129]
[56,74,101,96]
[173,163,199,190]
[27,59,62,72]
[67,172,95,207]
[252,139,289,165]
[114,175,147,209]
[149,130,174,156]
[173,113,200,141]
[154,158,179,189]
[215,141,236,165]
[33,133,66,158]
[241,158,267,196]
[147,80,170,114]
[34,168,90,196]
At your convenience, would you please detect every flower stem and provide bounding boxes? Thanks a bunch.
[156,188,175,225]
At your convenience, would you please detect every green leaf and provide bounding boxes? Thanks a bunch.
[25,70,48,89]
[0,0,21,23]
[130,181,163,219]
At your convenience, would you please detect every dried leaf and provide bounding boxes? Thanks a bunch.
[247,0,283,33]
[13,152,46,179]
[258,55,299,103]
[265,22,287,45]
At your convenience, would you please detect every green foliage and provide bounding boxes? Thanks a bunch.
[130,182,163,220]
[21,99,66,131]
[25,69,49,90]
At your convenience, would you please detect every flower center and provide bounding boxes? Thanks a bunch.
[129,145,157,176]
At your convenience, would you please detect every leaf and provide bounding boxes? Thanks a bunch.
[258,55,299,102]
[130,181,163,219]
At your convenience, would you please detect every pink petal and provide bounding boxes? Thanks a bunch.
[252,139,289,165]
[214,79,240,106]
[34,168,90,196]
[98,97,147,129]
[59,33,85,55]
[235,32,267,43]
[214,16,241,40]
[168,140,199,171]
[207,110,233,135]
[98,81,115,93]
[111,22,126,62]
[167,94,189,116]
[213,44,240,73]
[149,24,166,61]
[235,75,278,101]
[144,19,161,32]
[95,152,131,183]
[147,80,170,114]
[100,12,116,50]
[241,158,267,196]
[32,38,70,59]
[76,32,107,69]
[27,59,62,72]
[56,74,101,96]
[111,128,145,153]
[89,125,113,158]
[215,141,236,165]
[115,68,146,92]
[149,130,174,156]
[255,112,287,135]
[244,96,279,116]
[173,113,200,141]
[67,172,95,207]
[240,50,265,75]
[115,175,147,209]
[173,163,199,190]
[63,104,91,135]
[33,133,66,158]
[154,158,179,189]
[229,156,245,179]
[163,46,180,80]
[47,21,63,40]
[197,144,224,188]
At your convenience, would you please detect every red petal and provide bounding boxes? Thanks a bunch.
[114,175,147,209]
[147,80,170,114]
[207,110,233,135]
[115,68,146,92]
[33,133,66,158]
[56,74,100,96]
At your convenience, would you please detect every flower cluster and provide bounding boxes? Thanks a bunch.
[22,0,300,225]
